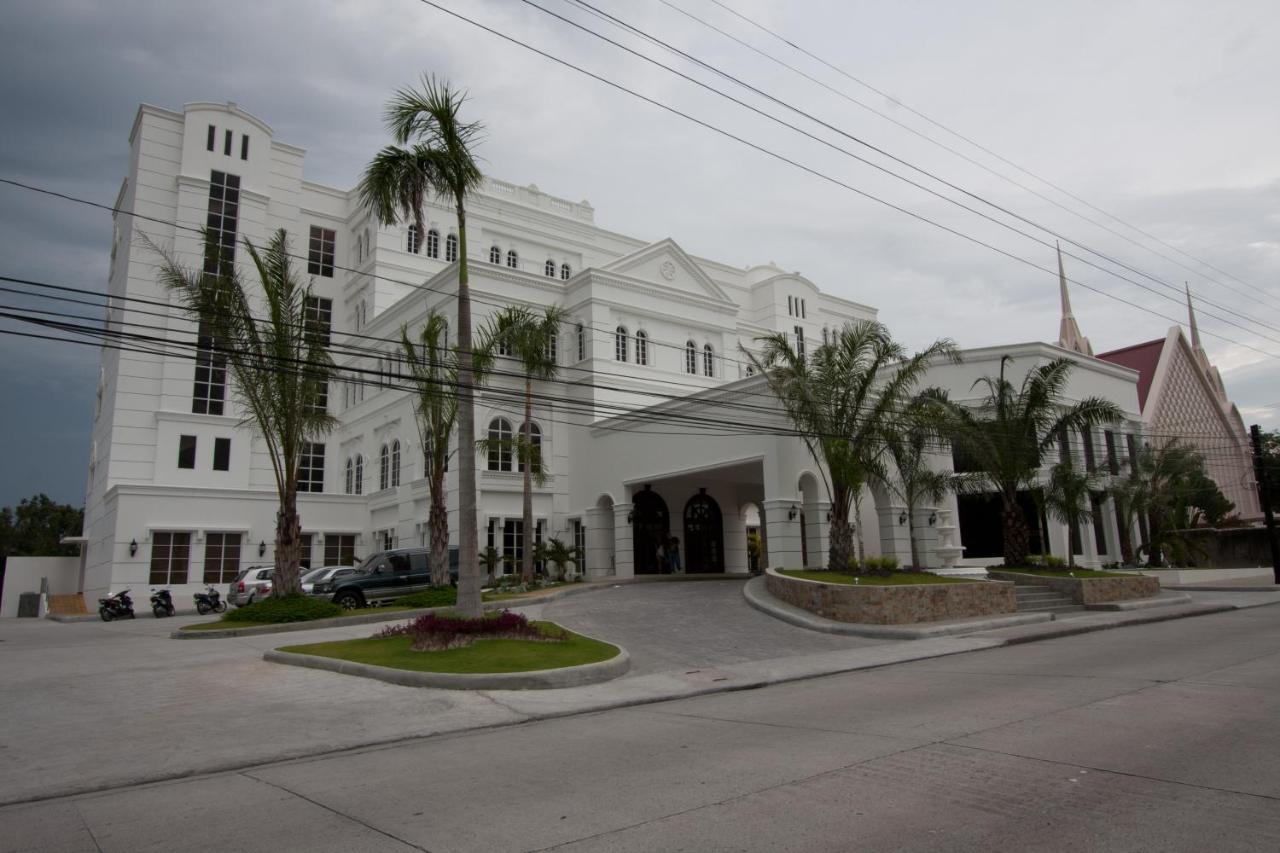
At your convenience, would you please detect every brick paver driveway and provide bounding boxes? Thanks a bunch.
[541,578,887,675]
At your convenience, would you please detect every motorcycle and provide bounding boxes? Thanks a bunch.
[150,588,176,618]
[193,585,227,615]
[98,589,135,621]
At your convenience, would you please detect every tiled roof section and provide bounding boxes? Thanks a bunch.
[1096,338,1166,410]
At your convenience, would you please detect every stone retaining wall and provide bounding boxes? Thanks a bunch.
[765,569,1017,625]
[987,571,1160,605]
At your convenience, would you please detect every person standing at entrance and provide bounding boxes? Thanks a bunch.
[668,536,682,574]
[656,538,667,575]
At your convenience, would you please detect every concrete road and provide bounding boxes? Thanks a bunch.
[3,602,1278,851]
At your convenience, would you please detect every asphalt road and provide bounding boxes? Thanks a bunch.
[2,600,1277,852]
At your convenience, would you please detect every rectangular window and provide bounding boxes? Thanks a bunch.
[224,128,233,156]
[240,134,249,161]
[206,125,216,152]
[787,296,793,316]
[298,442,325,493]
[178,435,197,469]
[323,533,356,566]
[203,532,242,584]
[1069,518,1082,556]
[794,326,805,361]
[487,519,497,552]
[299,533,312,570]
[1081,427,1096,472]
[1058,428,1072,465]
[194,170,238,415]
[801,298,806,319]
[308,226,336,277]
[502,519,523,573]
[213,437,231,471]
[1090,494,1107,554]
[303,296,333,347]
[150,531,191,585]
[1125,433,1139,464]
[573,519,585,561]
[1104,431,1119,475]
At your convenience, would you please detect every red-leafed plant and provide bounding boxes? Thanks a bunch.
[377,609,563,651]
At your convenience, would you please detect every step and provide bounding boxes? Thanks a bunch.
[1018,603,1086,614]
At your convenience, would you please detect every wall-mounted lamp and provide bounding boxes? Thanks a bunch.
[788,504,798,521]
[928,512,937,527]
[129,539,138,557]
[626,510,634,524]
[258,540,266,557]
[826,510,832,523]
[898,512,907,526]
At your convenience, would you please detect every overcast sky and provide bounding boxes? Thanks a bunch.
[1,0,1278,510]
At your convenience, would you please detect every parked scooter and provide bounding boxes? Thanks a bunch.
[150,588,176,618]
[193,585,228,615]
[98,589,135,621]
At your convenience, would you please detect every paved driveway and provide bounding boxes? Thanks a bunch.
[540,578,886,675]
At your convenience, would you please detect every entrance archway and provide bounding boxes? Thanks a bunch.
[631,486,669,575]
[683,488,724,573]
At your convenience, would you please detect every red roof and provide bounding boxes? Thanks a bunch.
[1097,337,1166,411]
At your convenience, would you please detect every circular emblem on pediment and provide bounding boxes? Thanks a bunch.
[660,260,677,281]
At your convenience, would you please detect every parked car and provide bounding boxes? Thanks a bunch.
[228,565,274,607]
[314,547,458,610]
[301,565,359,596]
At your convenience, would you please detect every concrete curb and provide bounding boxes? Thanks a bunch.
[263,637,630,690]
[1085,593,1192,611]
[974,602,1239,644]
[170,582,606,639]
[742,576,1051,638]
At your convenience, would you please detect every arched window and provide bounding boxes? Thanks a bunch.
[363,228,370,258]
[406,225,421,254]
[518,422,542,474]
[425,228,440,259]
[615,326,628,362]
[545,259,556,278]
[391,439,401,487]
[489,245,501,264]
[445,233,458,262]
[822,327,829,346]
[703,344,714,377]
[576,323,585,361]
[354,455,364,495]
[685,340,697,374]
[560,263,571,280]
[506,249,518,269]
[379,444,390,491]
[635,330,648,366]
[488,418,513,471]
[345,458,353,494]
[546,331,558,364]
[355,234,363,263]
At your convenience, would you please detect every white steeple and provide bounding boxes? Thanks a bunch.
[1056,243,1093,356]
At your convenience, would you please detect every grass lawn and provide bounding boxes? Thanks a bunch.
[996,567,1134,579]
[780,570,975,585]
[279,621,618,674]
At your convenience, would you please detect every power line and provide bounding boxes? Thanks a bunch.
[407,0,1280,361]
[698,0,1280,310]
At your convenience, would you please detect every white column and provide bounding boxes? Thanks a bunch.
[913,506,940,568]
[613,505,635,579]
[807,499,831,568]
[877,503,913,566]
[584,506,613,579]
[762,498,803,569]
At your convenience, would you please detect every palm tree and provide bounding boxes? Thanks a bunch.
[360,75,485,617]
[480,305,568,583]
[1041,462,1101,569]
[400,312,456,586]
[543,536,575,581]
[1114,440,1218,567]
[752,321,958,570]
[948,356,1123,567]
[155,229,336,596]
[886,391,957,569]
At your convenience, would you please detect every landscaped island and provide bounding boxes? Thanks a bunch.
[766,567,1017,625]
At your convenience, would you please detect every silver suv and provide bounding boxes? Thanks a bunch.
[302,565,358,596]
[228,565,274,607]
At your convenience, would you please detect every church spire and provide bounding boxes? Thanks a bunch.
[1056,243,1093,356]
[1186,282,1204,352]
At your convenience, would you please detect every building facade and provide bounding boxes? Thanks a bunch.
[78,101,1158,603]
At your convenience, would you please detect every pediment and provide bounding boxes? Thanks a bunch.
[601,238,731,302]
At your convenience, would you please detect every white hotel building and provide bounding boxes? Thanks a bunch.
[79,101,1167,603]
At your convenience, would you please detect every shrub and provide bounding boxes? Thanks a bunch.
[377,609,561,651]
[393,586,457,609]
[224,594,342,624]
[1044,555,1065,568]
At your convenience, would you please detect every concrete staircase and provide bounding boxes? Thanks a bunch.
[1012,585,1085,616]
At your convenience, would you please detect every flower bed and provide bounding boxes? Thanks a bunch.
[987,570,1160,605]
[765,567,1016,625]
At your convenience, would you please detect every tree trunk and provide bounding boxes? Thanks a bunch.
[852,492,866,569]
[1001,494,1030,567]
[907,503,920,570]
[521,377,534,584]
[274,484,302,596]
[428,484,449,587]
[828,517,854,572]
[453,203,481,618]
